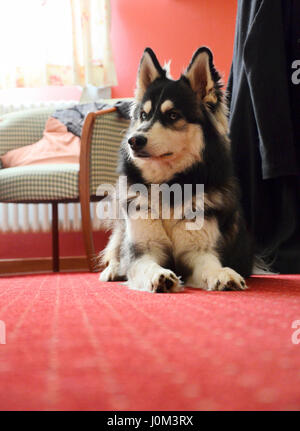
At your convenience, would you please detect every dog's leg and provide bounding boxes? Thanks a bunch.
[171,217,247,291]
[126,219,182,293]
[186,252,247,291]
[99,221,125,281]
[128,254,181,293]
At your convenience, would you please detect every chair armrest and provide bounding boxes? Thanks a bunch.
[0,107,55,156]
[79,107,130,270]
[79,108,130,197]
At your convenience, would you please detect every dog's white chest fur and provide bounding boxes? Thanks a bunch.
[161,216,220,257]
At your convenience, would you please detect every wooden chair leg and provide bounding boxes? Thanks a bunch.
[79,111,98,272]
[80,197,96,272]
[52,202,59,272]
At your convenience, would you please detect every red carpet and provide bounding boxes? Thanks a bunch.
[0,273,299,411]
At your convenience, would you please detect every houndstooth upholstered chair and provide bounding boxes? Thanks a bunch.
[0,102,130,272]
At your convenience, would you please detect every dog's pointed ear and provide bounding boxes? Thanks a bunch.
[135,48,165,101]
[184,47,220,105]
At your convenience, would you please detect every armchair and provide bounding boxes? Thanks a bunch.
[0,102,130,272]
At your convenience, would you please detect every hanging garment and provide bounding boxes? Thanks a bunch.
[227,0,300,273]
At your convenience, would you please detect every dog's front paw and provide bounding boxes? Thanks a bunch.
[129,265,182,293]
[99,263,126,282]
[207,267,247,291]
[151,269,182,293]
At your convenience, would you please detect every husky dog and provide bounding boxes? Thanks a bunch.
[99,47,254,292]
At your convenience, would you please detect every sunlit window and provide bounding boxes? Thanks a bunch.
[0,0,117,88]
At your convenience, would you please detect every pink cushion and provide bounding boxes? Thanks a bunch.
[1,117,80,168]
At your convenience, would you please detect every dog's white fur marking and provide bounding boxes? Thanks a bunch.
[142,100,152,114]
[187,253,246,290]
[125,217,181,292]
[164,217,220,257]
[99,260,120,282]
[127,255,181,293]
[160,100,174,113]
[163,60,172,79]
[132,122,204,183]
[127,217,173,261]
[99,221,124,281]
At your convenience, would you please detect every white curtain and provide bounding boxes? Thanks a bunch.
[0,0,117,89]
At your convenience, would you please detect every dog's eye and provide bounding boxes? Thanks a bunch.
[140,111,147,121]
[167,111,180,121]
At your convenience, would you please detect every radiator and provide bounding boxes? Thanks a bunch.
[0,100,101,233]
[0,202,101,233]
[0,100,78,116]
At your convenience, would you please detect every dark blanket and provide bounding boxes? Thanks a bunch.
[52,100,131,138]
[227,0,300,272]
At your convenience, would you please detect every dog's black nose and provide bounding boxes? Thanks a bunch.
[128,135,147,150]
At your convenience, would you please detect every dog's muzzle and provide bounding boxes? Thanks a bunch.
[128,135,150,157]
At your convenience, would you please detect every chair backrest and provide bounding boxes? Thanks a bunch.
[89,109,130,195]
[0,107,55,156]
[0,101,132,196]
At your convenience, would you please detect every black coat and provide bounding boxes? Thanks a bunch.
[227,0,300,273]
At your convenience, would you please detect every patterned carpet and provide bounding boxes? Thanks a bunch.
[0,273,299,411]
